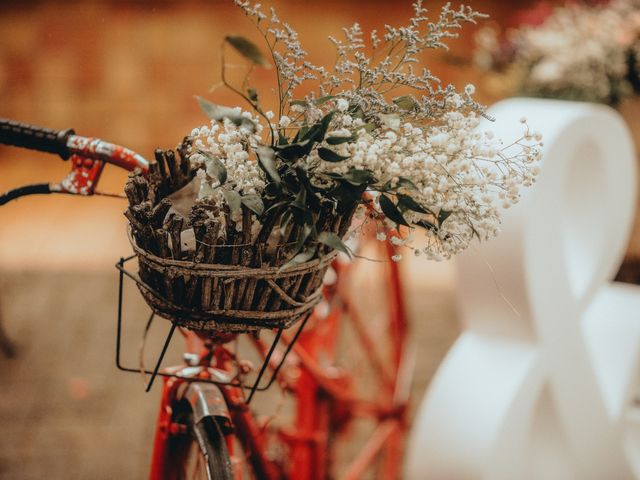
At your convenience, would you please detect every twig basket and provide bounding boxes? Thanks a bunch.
[124,140,348,333]
[130,232,337,332]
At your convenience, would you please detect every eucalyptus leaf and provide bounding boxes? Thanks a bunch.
[396,176,419,191]
[397,193,429,214]
[326,135,354,145]
[313,95,335,106]
[416,219,437,231]
[196,149,227,185]
[353,123,376,134]
[303,111,336,144]
[294,185,307,206]
[264,200,289,215]
[292,220,314,255]
[221,189,242,215]
[318,147,350,162]
[277,140,311,162]
[279,210,293,236]
[279,246,317,272]
[438,209,453,225]
[278,132,289,146]
[317,231,351,257]
[257,146,281,184]
[393,95,418,111]
[196,96,256,132]
[341,169,376,186]
[379,194,409,227]
[241,194,264,216]
[225,35,271,68]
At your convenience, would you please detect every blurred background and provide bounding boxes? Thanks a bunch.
[0,1,631,478]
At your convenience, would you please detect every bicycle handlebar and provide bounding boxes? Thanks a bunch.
[0,117,151,205]
[0,118,74,159]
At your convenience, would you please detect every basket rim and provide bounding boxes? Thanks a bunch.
[127,225,339,276]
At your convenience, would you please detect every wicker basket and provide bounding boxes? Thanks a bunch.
[129,231,337,332]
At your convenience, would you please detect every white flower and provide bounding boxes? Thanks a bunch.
[336,98,349,111]
[376,231,387,241]
[391,254,402,262]
[390,236,404,246]
[279,115,291,128]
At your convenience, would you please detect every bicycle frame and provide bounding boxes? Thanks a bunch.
[145,239,409,480]
[1,119,412,479]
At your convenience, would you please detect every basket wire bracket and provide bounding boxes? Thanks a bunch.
[115,255,312,397]
[247,328,283,404]
[145,321,177,392]
[247,310,312,403]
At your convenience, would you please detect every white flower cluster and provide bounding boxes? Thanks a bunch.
[311,110,541,260]
[188,112,267,228]
[476,0,640,104]
[192,1,542,262]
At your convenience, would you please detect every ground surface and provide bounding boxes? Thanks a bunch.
[0,269,458,479]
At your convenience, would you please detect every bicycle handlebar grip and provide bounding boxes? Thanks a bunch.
[0,118,74,159]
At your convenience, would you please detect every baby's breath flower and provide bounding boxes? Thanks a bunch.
[197,1,542,262]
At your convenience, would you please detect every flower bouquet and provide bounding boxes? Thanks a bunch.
[124,1,541,332]
[474,0,640,105]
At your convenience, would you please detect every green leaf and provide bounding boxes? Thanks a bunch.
[240,194,264,216]
[393,95,418,111]
[352,123,376,134]
[221,189,242,215]
[416,219,437,232]
[303,111,336,144]
[264,200,288,215]
[290,99,308,107]
[293,124,310,143]
[342,169,376,186]
[247,88,259,103]
[276,140,312,162]
[326,135,354,145]
[313,95,335,106]
[396,176,419,191]
[196,149,227,185]
[278,210,293,236]
[278,132,289,146]
[317,231,351,257]
[438,209,453,225]
[292,219,314,255]
[279,246,317,272]
[256,146,281,184]
[318,147,350,162]
[379,195,409,227]
[294,185,307,207]
[195,96,256,132]
[224,35,271,68]
[397,193,429,214]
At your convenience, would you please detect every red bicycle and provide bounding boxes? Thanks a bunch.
[0,118,412,479]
